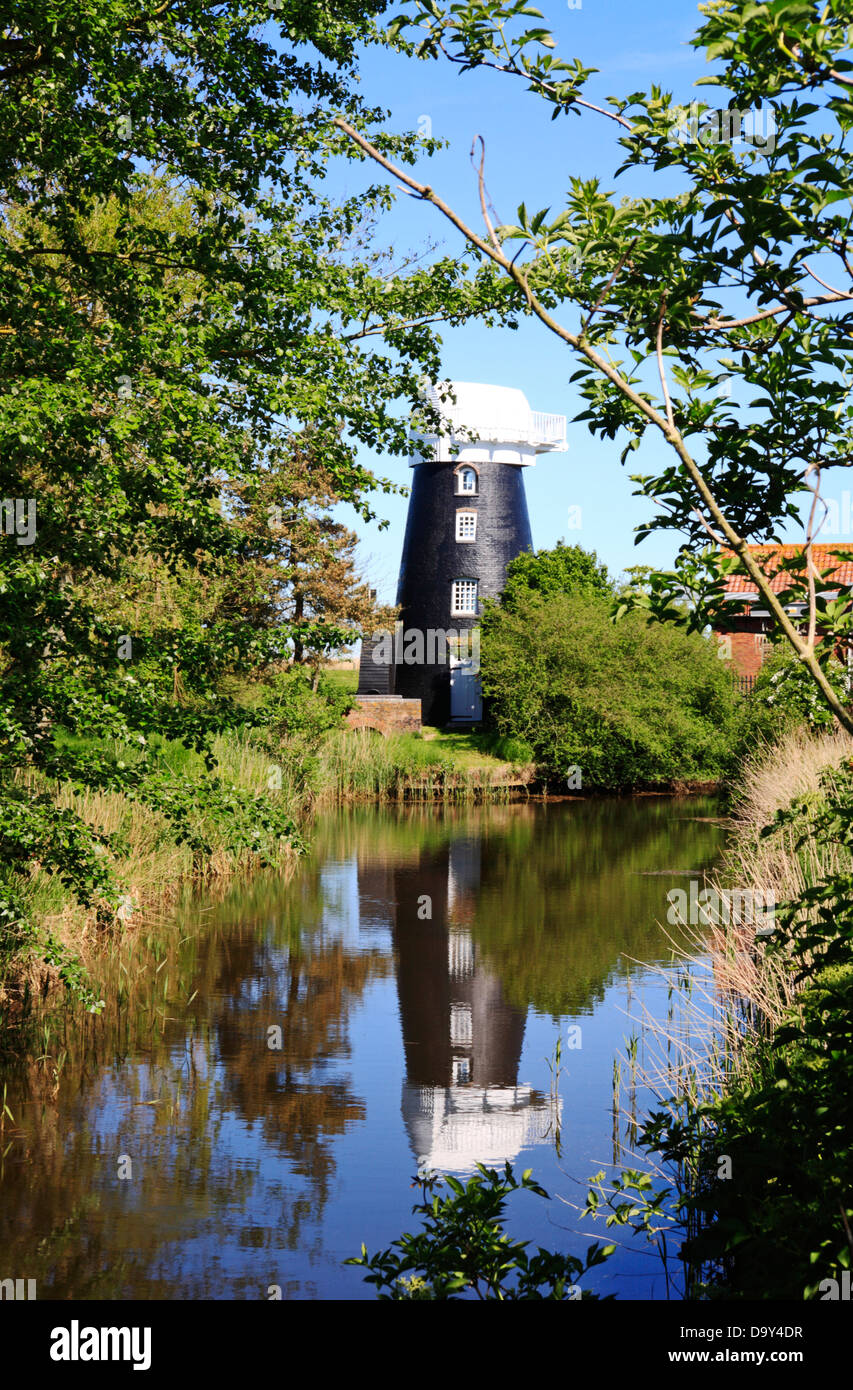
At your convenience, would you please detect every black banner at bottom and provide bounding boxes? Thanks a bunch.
[1,1296,847,1379]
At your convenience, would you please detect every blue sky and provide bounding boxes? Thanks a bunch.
[322,1,844,601]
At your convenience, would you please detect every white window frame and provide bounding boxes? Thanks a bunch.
[455,509,477,543]
[455,466,478,496]
[450,1003,473,1047]
[452,1056,472,1085]
[451,579,478,616]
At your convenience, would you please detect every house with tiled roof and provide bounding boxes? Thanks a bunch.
[715,544,853,680]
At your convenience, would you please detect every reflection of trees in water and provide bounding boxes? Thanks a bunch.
[0,798,724,1296]
[311,801,526,869]
[212,927,388,1226]
[329,798,724,1016]
[0,869,388,1296]
[470,799,724,1015]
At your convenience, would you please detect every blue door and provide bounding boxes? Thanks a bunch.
[450,658,482,722]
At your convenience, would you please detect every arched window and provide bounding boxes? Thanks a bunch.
[455,510,477,543]
[455,466,478,495]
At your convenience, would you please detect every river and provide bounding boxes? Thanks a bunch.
[0,796,725,1300]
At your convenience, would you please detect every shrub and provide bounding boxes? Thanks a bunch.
[735,644,849,756]
[480,591,738,789]
[348,1163,614,1299]
[498,541,613,612]
[262,667,353,742]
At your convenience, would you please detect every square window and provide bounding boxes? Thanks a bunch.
[456,511,477,542]
[451,580,478,616]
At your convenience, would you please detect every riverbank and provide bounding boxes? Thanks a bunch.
[0,717,538,1036]
[2,673,742,1045]
[633,723,853,1299]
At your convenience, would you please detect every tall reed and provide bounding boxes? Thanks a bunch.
[587,724,853,1295]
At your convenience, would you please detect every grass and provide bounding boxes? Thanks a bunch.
[590,721,853,1293]
[584,722,853,1296]
[417,728,536,771]
[723,723,853,905]
[656,724,853,1298]
[310,728,533,803]
[620,727,853,1101]
[613,723,853,1084]
[322,667,358,695]
[705,723,853,1028]
[2,727,303,1015]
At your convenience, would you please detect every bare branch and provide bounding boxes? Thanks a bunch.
[692,508,726,547]
[801,260,853,299]
[343,313,446,342]
[699,293,851,332]
[470,136,503,257]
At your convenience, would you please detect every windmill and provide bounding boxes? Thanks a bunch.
[356,381,568,727]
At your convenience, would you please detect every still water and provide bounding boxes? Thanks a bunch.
[1,797,725,1300]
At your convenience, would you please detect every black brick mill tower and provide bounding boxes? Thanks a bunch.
[357,381,567,726]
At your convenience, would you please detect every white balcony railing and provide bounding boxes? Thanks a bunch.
[412,391,567,453]
[530,411,567,449]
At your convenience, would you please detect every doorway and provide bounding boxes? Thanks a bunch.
[449,657,482,723]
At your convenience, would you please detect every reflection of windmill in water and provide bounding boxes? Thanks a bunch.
[359,826,560,1174]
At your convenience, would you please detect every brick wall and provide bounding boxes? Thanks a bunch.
[726,628,767,678]
[346,696,422,737]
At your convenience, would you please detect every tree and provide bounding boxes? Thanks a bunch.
[0,2,472,1001]
[336,0,853,730]
[222,437,378,667]
[480,589,739,789]
[497,540,612,612]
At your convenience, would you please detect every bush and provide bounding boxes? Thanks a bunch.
[736,643,849,755]
[480,591,739,789]
[348,1163,614,1299]
[262,667,353,742]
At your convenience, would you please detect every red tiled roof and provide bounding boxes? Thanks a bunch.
[721,545,853,596]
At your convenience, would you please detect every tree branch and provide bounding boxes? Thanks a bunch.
[471,135,502,256]
[699,293,851,332]
[333,114,853,733]
[656,304,674,429]
[433,38,632,131]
